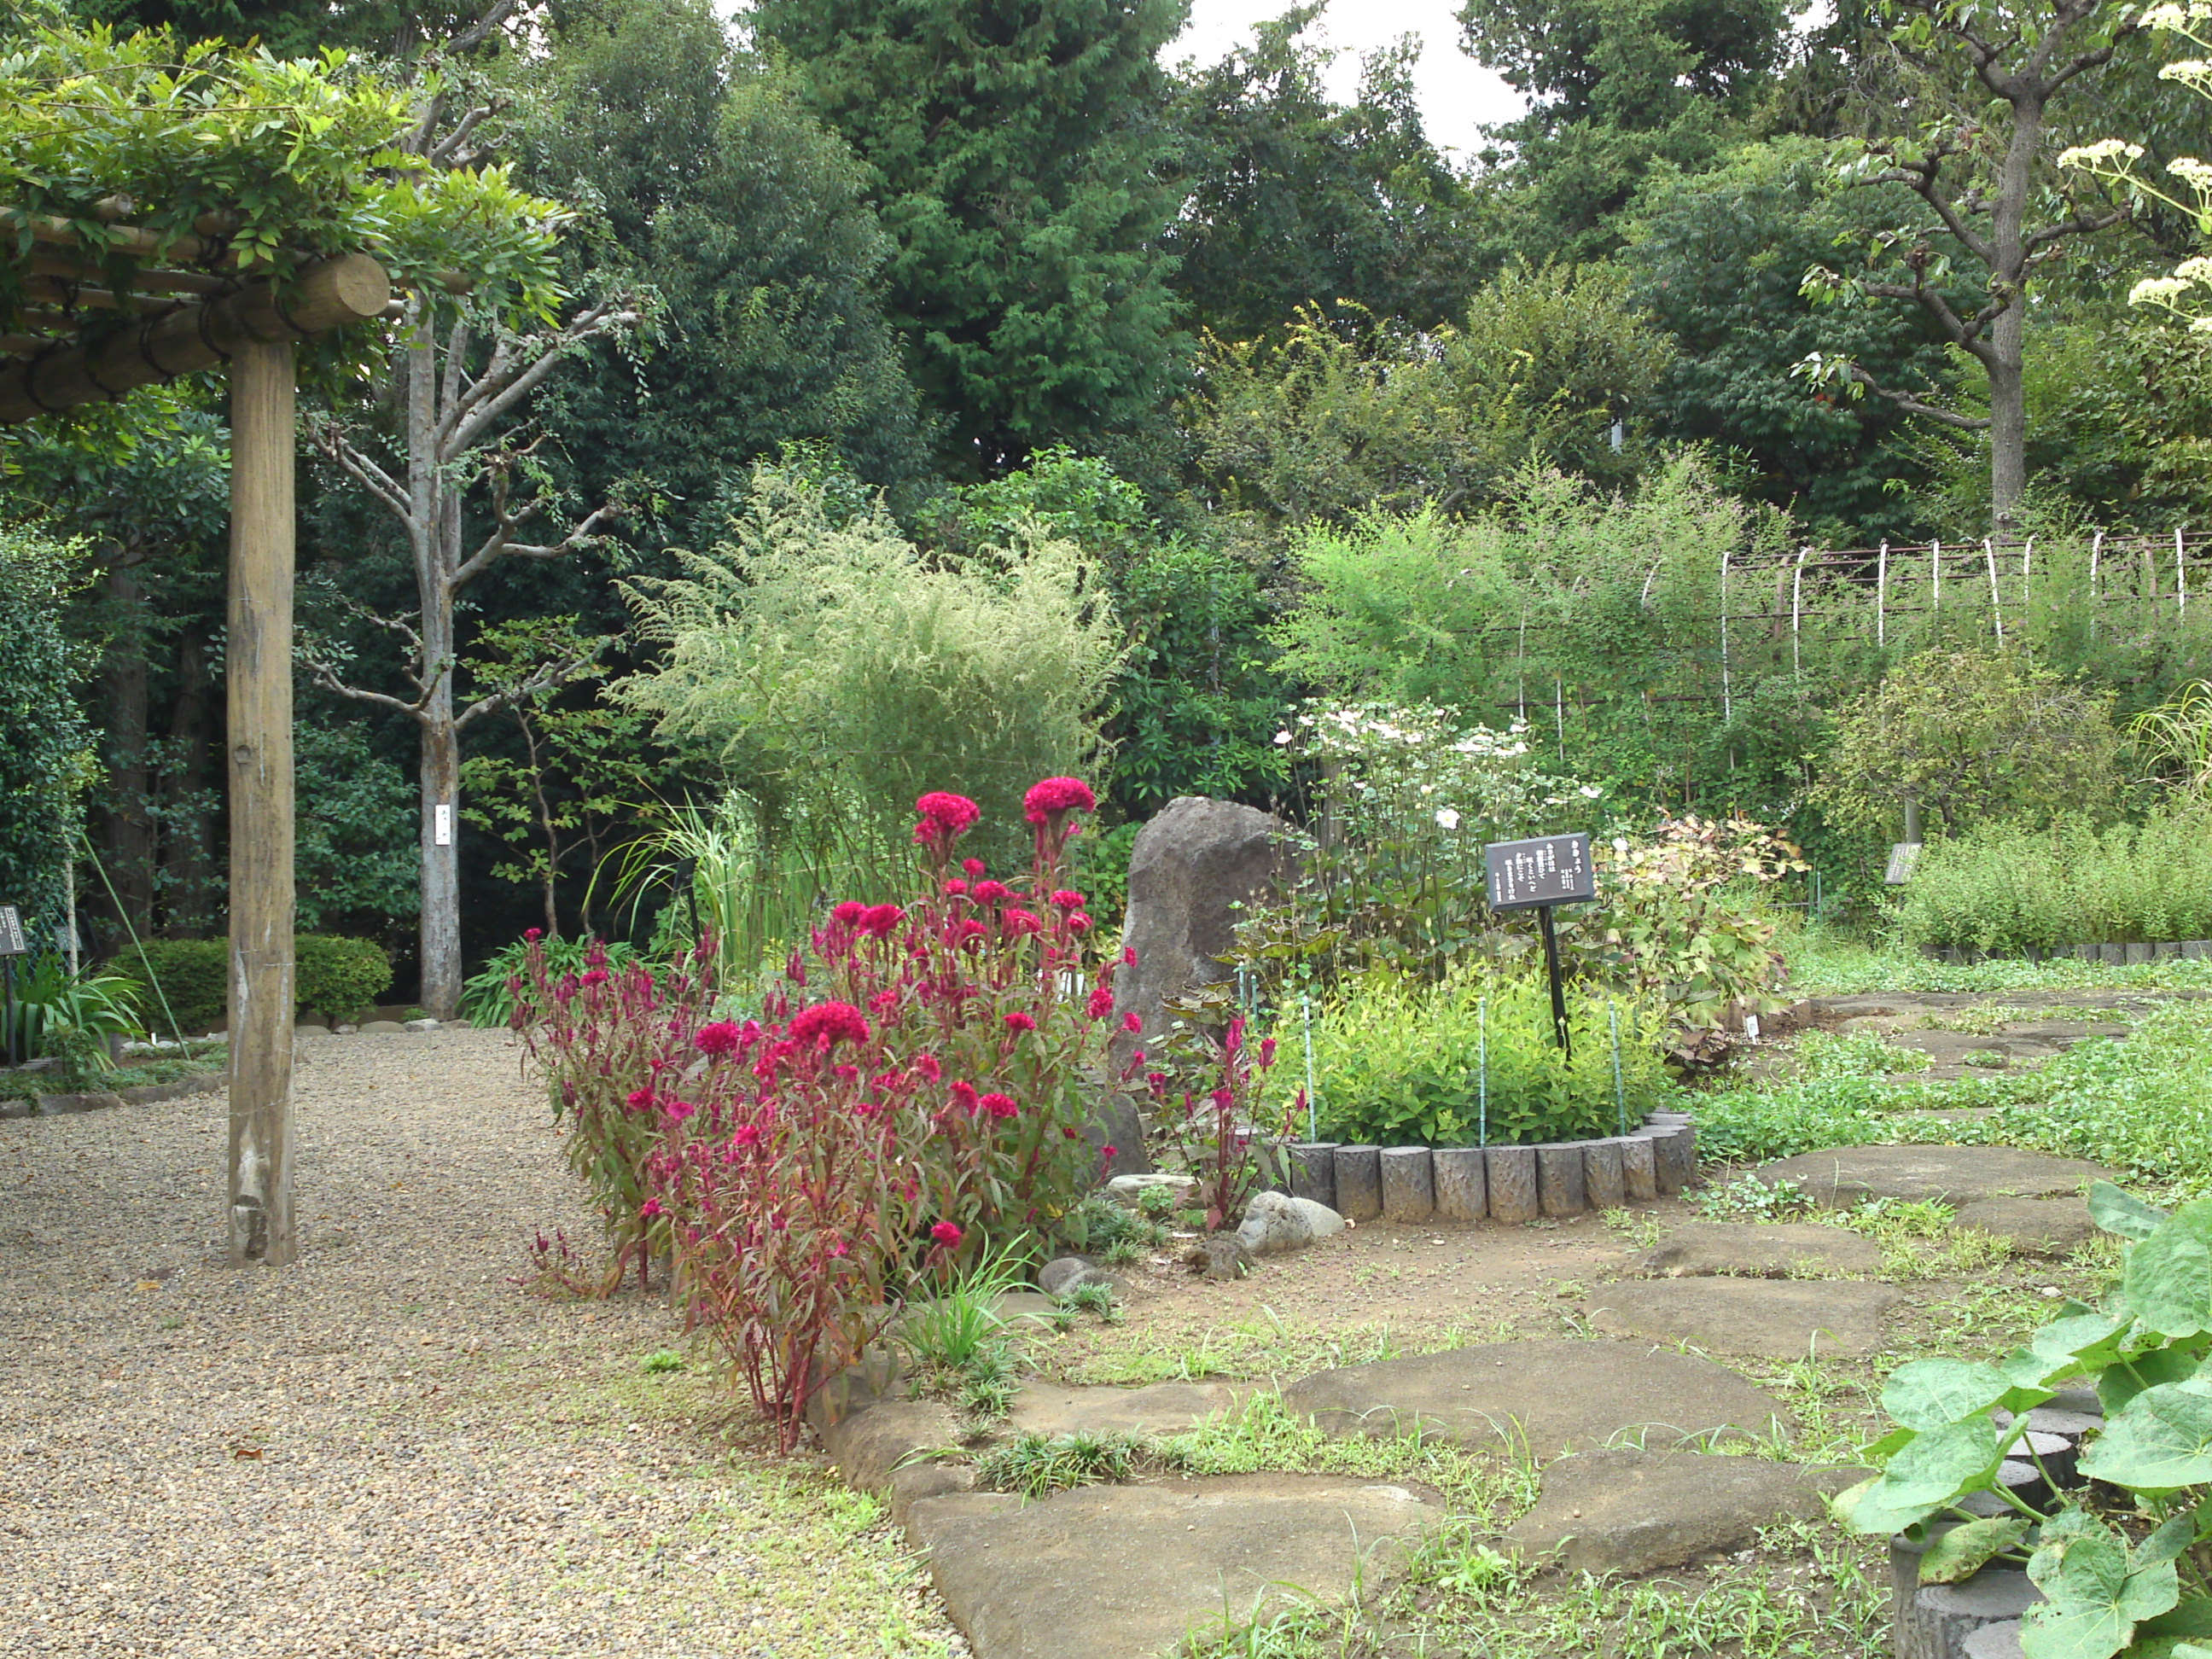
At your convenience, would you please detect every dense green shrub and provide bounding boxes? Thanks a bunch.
[1277,969,1679,1148]
[114,938,227,1035]
[294,934,393,1019]
[115,934,394,1029]
[1895,807,2212,954]
[0,526,92,928]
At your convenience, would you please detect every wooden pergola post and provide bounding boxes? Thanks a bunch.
[226,338,297,1266]
[0,235,390,1268]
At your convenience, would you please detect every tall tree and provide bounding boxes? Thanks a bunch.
[752,0,1190,473]
[1167,6,1485,341]
[306,10,643,1017]
[518,0,929,550]
[1457,0,1793,263]
[1796,0,2145,538]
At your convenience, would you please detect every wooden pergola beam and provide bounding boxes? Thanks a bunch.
[0,254,389,425]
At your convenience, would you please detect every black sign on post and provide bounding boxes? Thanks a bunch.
[1482,835,1598,1056]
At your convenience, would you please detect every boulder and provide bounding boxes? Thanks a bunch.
[1636,1221,1884,1279]
[1111,796,1289,1059]
[822,1400,963,1495]
[1587,1278,1901,1359]
[1505,1450,1861,1575]
[402,1017,440,1033]
[1281,1340,1790,1458]
[1103,1173,1197,1212]
[1755,1144,2108,1208]
[1953,1196,2098,1258]
[1036,1257,1110,1297]
[905,1474,1446,1659]
[1235,1190,1345,1255]
[1189,1236,1252,1281]
[358,1020,405,1034]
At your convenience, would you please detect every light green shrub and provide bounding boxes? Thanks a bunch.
[1277,968,1678,1148]
[616,469,1122,870]
[1895,806,2212,953]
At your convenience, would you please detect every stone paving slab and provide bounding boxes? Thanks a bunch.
[1953,1195,2098,1258]
[1505,1449,1864,1575]
[1755,1144,2108,1208]
[1280,1341,1790,1457]
[905,1474,1447,1659]
[1637,1221,1883,1279]
[1588,1278,1901,1359]
[1008,1381,1247,1440]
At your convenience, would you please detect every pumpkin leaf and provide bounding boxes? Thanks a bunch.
[1919,1516,2029,1584]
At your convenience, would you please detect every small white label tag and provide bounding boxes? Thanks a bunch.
[1743,1014,1761,1042]
[434,803,453,847]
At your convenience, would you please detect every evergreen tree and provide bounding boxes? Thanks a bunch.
[1458,0,1793,264]
[521,0,932,549]
[751,0,1190,473]
[1167,6,1486,341]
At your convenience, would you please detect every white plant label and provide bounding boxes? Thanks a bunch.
[434,803,453,847]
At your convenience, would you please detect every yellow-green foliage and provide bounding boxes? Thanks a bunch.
[1277,968,1679,1147]
[618,470,1123,859]
[1895,806,2212,953]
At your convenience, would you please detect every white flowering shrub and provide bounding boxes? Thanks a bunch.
[1235,700,1602,994]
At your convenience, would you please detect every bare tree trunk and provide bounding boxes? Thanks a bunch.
[162,627,217,935]
[96,562,154,938]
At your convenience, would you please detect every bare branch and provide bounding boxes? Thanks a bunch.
[307,420,413,526]
[1847,363,1992,430]
[2023,204,2132,255]
[445,0,521,56]
[456,646,597,731]
[454,500,617,592]
[445,301,642,457]
[304,656,429,721]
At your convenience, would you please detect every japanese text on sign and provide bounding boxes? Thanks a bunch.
[1483,833,1597,911]
[0,905,25,956]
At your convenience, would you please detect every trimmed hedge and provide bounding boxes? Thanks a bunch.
[114,934,394,1032]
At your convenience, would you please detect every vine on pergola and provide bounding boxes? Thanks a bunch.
[0,20,570,373]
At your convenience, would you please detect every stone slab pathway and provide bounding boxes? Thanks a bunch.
[1755,1144,2109,1208]
[1588,1277,1901,1359]
[1279,1340,1791,1457]
[904,1475,1447,1659]
[1636,1220,1883,1278]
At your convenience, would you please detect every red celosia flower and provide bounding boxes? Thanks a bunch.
[1122,1011,1143,1033]
[861,904,905,936]
[1023,777,1096,825]
[663,1099,696,1124]
[1212,1087,1236,1111]
[963,858,987,879]
[833,1063,859,1082]
[1122,945,1138,966]
[580,968,609,987]
[1101,1145,1118,1159]
[943,878,969,896]
[971,879,1013,904]
[979,1091,1019,1120]
[641,1198,664,1219]
[1260,1037,1278,1067]
[731,1125,763,1148]
[1002,909,1043,936]
[913,792,981,847]
[949,1080,979,1112]
[915,1053,942,1081]
[931,1221,963,1247]
[1050,888,1086,910]
[1067,912,1092,934]
[525,928,543,942]
[832,900,866,927]
[789,1001,871,1050]
[625,1086,656,1112]
[1086,986,1115,1020]
[1062,1126,1081,1139]
[695,1021,744,1057]
[1004,1011,1038,1033]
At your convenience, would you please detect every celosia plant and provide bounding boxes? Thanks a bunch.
[515,778,1138,1447]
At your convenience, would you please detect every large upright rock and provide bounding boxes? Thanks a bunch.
[1098,798,1289,1179]
[1113,796,1291,1051]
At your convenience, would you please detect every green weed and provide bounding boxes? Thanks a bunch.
[972,1429,1147,1497]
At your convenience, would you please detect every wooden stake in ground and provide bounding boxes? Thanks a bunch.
[226,339,297,1267]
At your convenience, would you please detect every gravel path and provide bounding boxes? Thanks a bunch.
[0,1027,961,1659]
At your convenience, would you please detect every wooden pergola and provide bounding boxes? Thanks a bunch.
[0,201,392,1267]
